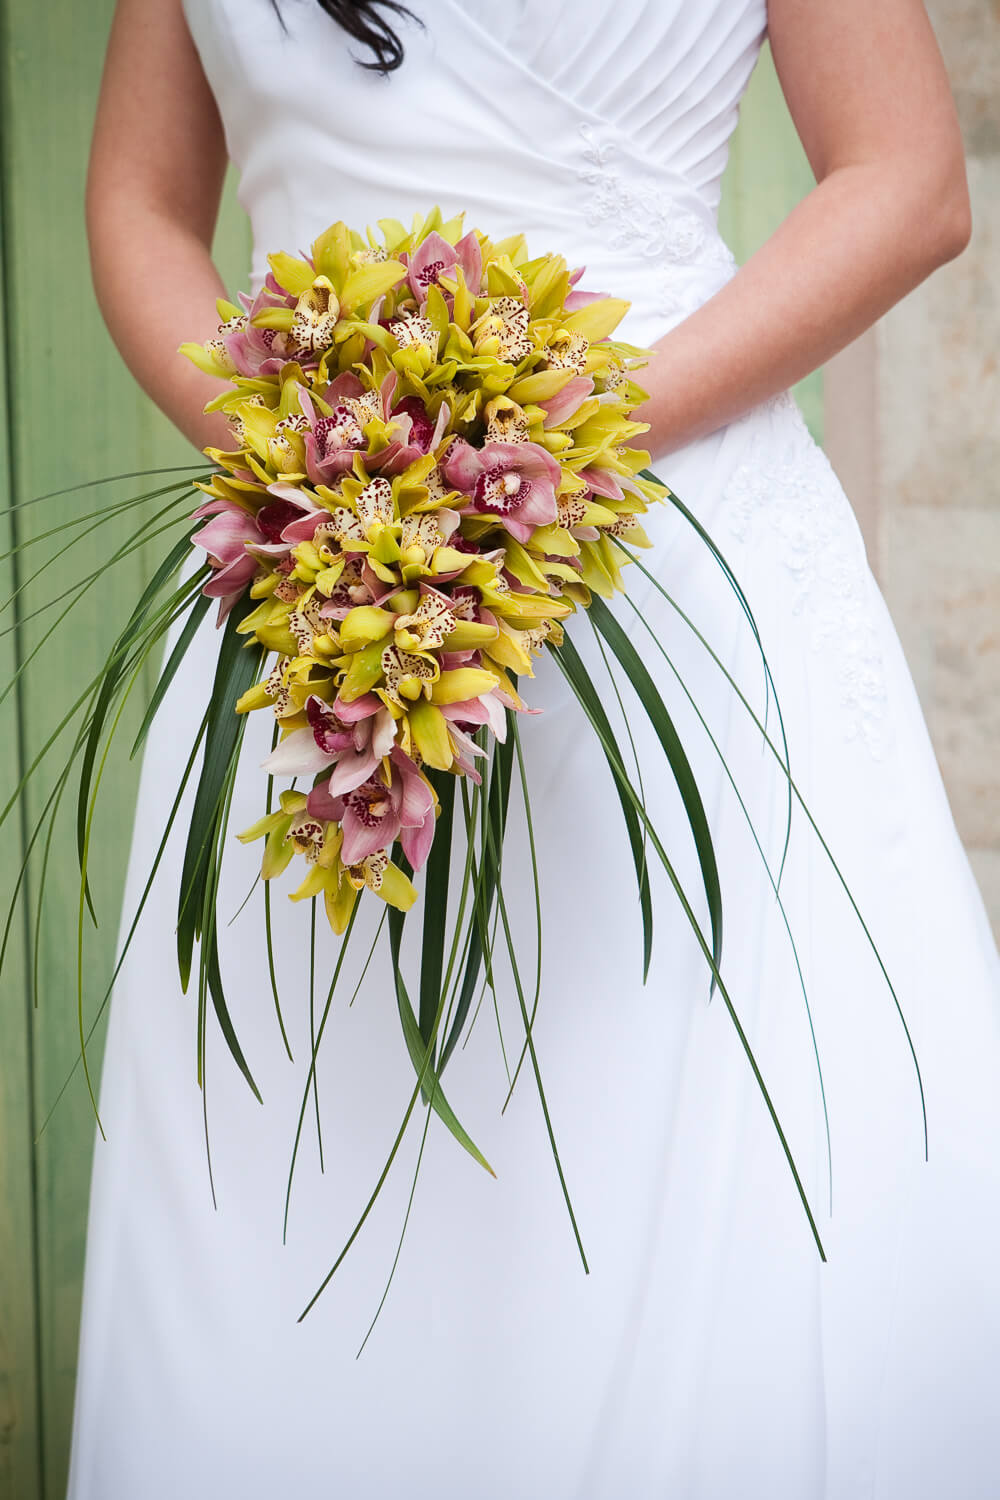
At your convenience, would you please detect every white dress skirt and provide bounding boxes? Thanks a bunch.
[67,1,1000,1496]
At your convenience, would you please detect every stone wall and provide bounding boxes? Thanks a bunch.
[824,0,1000,939]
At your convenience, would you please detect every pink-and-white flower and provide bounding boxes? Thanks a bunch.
[403,229,483,305]
[190,499,267,622]
[441,439,560,543]
[261,691,396,791]
[306,747,436,869]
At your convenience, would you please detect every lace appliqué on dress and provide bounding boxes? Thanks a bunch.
[576,122,737,320]
[725,391,890,760]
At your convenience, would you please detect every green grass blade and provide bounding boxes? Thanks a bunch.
[499,719,544,1114]
[283,904,360,1242]
[298,898,497,1321]
[176,592,265,988]
[548,637,827,1261]
[261,717,293,1060]
[588,618,652,979]
[615,540,927,1162]
[354,1069,437,1359]
[588,594,723,996]
[33,700,211,1142]
[622,493,795,889]
[196,678,265,1104]
[308,899,325,1170]
[480,765,589,1273]
[387,859,494,1171]
[0,477,195,576]
[129,588,212,758]
[437,733,514,1073]
[418,769,455,1050]
[7,464,212,516]
[76,532,197,921]
[620,588,834,1216]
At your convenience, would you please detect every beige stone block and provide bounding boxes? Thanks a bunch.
[877,156,1000,510]
[967,848,1000,944]
[883,505,1000,847]
[926,0,1000,155]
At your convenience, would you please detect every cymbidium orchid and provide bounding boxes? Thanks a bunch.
[179,206,669,935]
[189,497,268,622]
[441,439,560,543]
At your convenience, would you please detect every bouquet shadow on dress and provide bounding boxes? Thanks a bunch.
[0,207,926,1333]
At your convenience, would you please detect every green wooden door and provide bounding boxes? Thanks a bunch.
[0,10,818,1493]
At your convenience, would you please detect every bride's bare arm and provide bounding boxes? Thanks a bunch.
[87,0,234,454]
[633,0,972,456]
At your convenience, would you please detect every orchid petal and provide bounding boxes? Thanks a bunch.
[260,727,335,776]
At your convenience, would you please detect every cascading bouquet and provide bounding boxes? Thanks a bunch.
[3,207,925,1319]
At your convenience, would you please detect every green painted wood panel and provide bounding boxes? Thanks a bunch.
[0,92,43,1500]
[0,16,819,1500]
[0,1,251,1493]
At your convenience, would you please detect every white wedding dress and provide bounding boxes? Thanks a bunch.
[66,2,1000,1496]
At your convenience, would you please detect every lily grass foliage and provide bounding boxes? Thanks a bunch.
[0,206,928,1339]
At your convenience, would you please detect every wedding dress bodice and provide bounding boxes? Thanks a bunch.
[181,0,767,344]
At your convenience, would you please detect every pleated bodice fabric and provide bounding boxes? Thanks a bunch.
[181,0,767,343]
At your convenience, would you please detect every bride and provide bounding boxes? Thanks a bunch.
[68,1,1000,1497]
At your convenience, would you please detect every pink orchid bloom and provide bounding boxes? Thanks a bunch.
[240,484,329,563]
[444,723,488,783]
[222,286,292,377]
[316,556,381,620]
[325,693,397,798]
[298,372,449,484]
[563,265,608,312]
[377,385,452,474]
[190,499,266,622]
[260,691,396,788]
[404,229,483,305]
[579,465,625,502]
[441,439,560,543]
[300,374,371,484]
[440,688,509,743]
[307,747,436,868]
[538,375,595,428]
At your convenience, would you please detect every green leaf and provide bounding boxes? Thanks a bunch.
[176,591,265,990]
[76,531,195,924]
[499,720,544,1113]
[204,891,263,1105]
[588,617,653,980]
[478,754,589,1273]
[619,590,834,1216]
[283,905,360,1242]
[419,769,455,1050]
[395,962,495,1176]
[437,730,514,1074]
[635,473,794,885]
[32,700,212,1143]
[552,629,654,983]
[547,636,827,1263]
[615,555,928,1165]
[129,588,212,757]
[387,862,494,1175]
[587,594,723,997]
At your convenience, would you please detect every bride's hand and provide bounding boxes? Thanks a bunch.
[631,0,969,461]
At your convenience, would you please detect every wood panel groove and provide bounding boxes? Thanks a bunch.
[0,0,45,1489]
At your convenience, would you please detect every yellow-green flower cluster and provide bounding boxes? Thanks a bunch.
[180,207,669,932]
